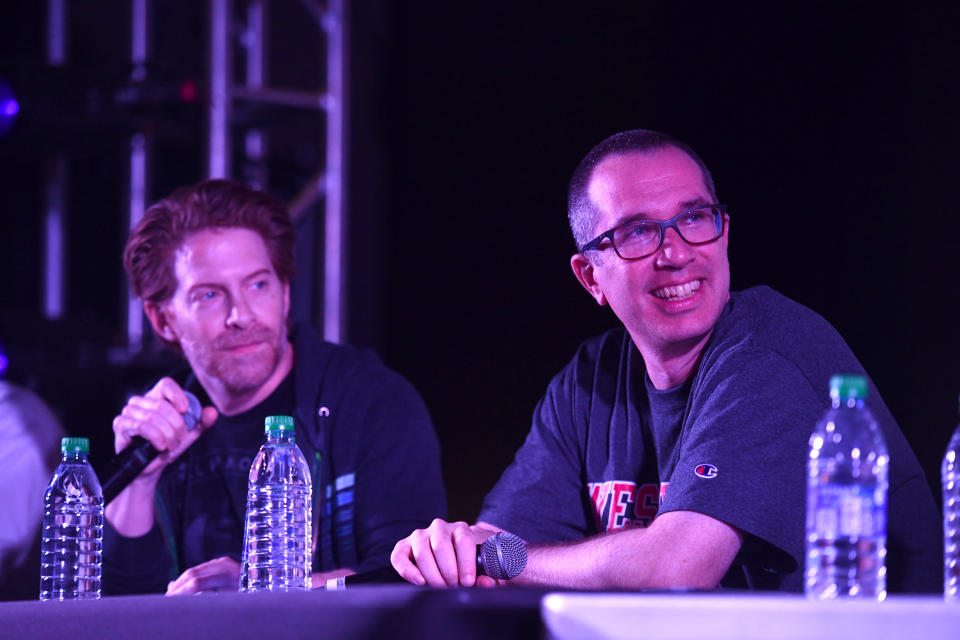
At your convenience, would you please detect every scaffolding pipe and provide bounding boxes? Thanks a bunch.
[127,134,148,349]
[209,0,232,178]
[243,0,268,190]
[46,0,67,65]
[131,0,149,76]
[126,0,151,350]
[231,86,328,110]
[42,157,67,320]
[323,0,346,343]
[245,0,266,88]
[42,0,68,320]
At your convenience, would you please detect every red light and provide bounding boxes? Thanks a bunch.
[179,80,198,103]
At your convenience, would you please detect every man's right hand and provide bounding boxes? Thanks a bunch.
[111,377,218,481]
[106,377,217,536]
[166,556,240,596]
[390,519,502,588]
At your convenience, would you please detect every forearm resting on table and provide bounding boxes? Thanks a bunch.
[509,510,742,590]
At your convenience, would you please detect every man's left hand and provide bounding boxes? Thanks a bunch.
[166,556,241,595]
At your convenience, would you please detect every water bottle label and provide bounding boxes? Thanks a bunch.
[839,494,866,536]
[813,485,884,538]
[814,503,838,536]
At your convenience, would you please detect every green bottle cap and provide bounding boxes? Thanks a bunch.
[829,374,868,401]
[264,415,295,433]
[61,437,90,453]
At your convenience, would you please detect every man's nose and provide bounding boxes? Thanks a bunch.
[226,294,254,328]
[654,226,694,268]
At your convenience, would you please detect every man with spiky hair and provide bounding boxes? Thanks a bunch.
[104,179,445,595]
[391,130,940,593]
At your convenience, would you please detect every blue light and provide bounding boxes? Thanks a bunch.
[0,352,8,376]
[0,79,17,136]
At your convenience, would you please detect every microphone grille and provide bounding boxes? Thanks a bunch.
[184,391,202,431]
[480,531,527,580]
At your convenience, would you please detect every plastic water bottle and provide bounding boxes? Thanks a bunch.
[240,415,313,591]
[806,374,888,600]
[943,394,960,602]
[39,437,103,600]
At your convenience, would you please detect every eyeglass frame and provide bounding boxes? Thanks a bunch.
[578,204,728,261]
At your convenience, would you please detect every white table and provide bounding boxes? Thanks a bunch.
[542,592,959,640]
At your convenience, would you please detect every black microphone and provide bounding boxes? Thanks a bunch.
[101,391,202,504]
[324,531,527,589]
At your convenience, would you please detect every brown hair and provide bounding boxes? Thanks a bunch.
[567,129,717,250]
[123,179,295,306]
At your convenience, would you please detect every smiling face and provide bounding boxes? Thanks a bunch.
[572,146,730,358]
[146,227,291,402]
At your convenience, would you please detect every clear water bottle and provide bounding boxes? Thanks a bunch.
[943,394,960,602]
[39,437,103,600]
[240,415,312,591]
[806,374,888,600]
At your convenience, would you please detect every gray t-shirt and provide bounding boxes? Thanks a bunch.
[479,286,940,592]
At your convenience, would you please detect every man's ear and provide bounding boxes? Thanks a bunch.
[144,301,178,343]
[570,253,607,306]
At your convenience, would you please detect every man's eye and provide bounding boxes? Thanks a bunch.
[195,290,218,302]
[681,210,712,227]
[623,224,657,240]
[251,280,268,290]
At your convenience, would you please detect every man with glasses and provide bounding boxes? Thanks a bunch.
[391,129,940,592]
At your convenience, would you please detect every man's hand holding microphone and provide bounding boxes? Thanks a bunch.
[104,376,223,595]
[390,519,526,588]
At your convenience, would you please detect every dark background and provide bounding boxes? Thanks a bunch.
[1,2,958,524]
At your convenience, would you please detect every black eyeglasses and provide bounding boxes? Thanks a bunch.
[579,204,727,260]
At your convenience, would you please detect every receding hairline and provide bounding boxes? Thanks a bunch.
[570,141,717,250]
[589,142,714,195]
[588,144,713,194]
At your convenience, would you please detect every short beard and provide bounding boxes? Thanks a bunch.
[182,323,287,396]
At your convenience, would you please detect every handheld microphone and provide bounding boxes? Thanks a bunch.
[101,391,202,504]
[324,531,527,589]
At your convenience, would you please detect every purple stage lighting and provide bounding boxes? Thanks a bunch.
[0,79,18,136]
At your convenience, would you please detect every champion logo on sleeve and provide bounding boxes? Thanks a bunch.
[694,464,718,479]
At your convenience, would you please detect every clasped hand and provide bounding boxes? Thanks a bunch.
[166,556,241,595]
[390,518,503,588]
